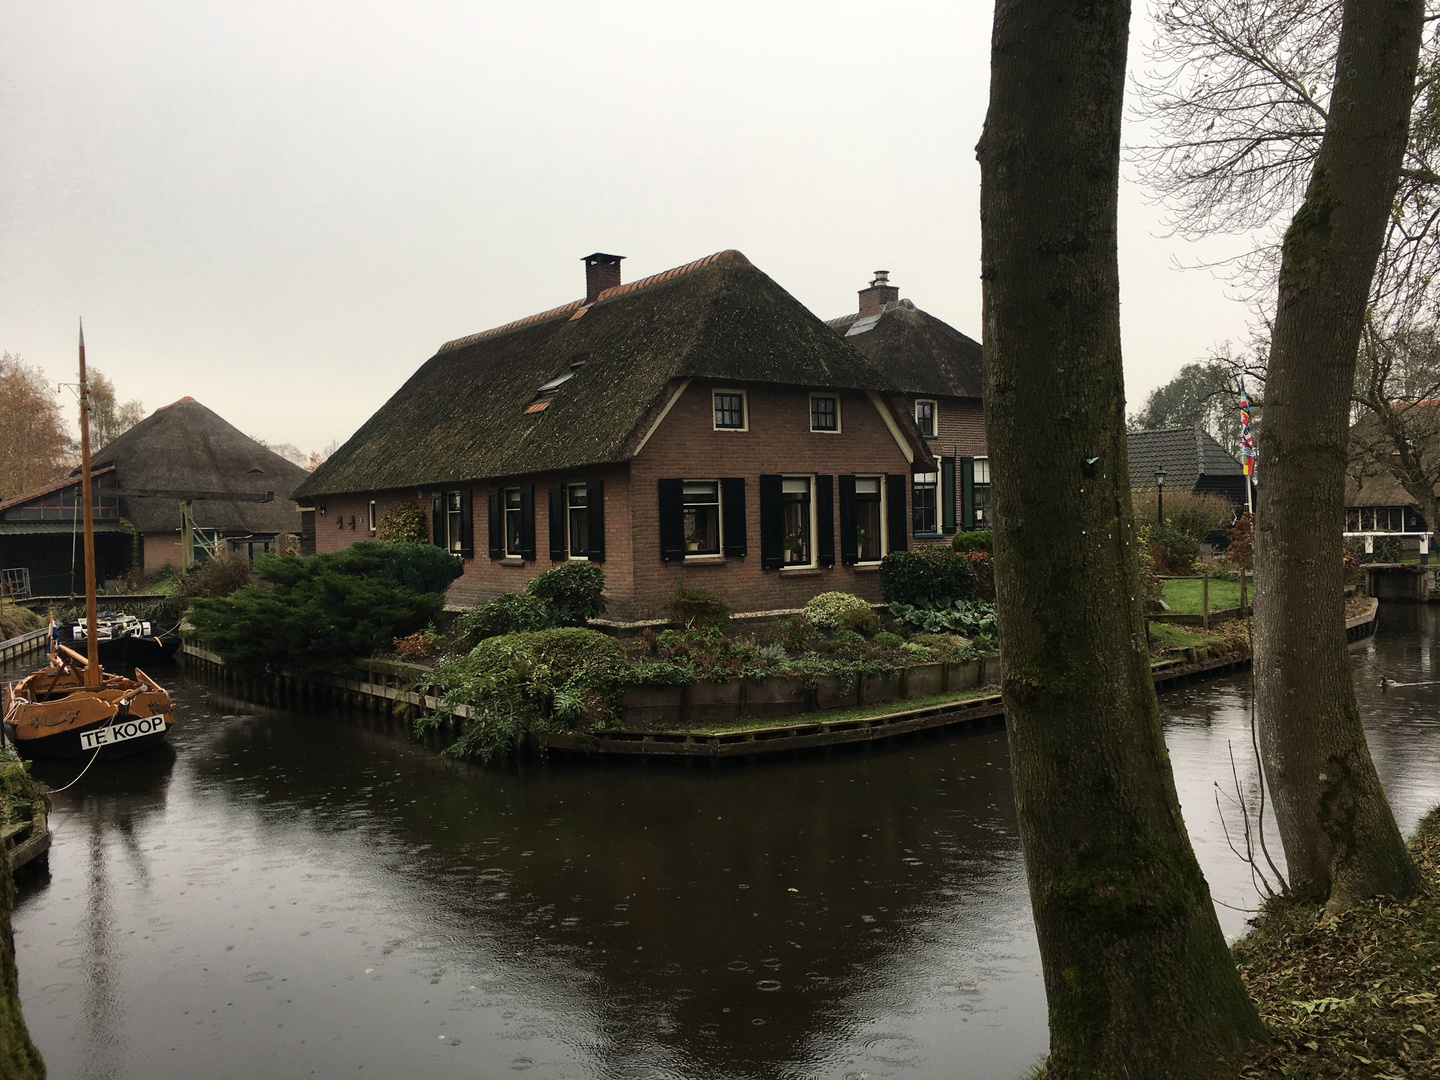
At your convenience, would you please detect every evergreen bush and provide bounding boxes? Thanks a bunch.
[187,544,456,677]
[666,579,730,628]
[952,529,993,554]
[525,562,606,626]
[1144,522,1201,575]
[878,547,978,607]
[450,592,552,652]
[803,592,872,633]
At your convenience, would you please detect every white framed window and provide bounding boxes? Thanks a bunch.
[567,484,589,558]
[713,389,748,431]
[782,476,814,567]
[809,393,840,432]
[446,492,463,553]
[973,456,992,526]
[913,471,940,535]
[368,500,377,533]
[854,475,885,562]
[915,399,938,438]
[504,488,523,556]
[682,481,722,555]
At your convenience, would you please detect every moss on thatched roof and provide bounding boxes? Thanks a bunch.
[297,251,901,498]
[93,398,309,535]
[826,302,983,399]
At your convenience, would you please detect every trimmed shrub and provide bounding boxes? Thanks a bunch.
[451,592,552,652]
[526,562,606,627]
[178,548,254,599]
[376,501,429,544]
[952,529,992,554]
[879,547,978,607]
[873,631,904,649]
[666,579,730,628]
[803,592,871,632]
[319,541,462,595]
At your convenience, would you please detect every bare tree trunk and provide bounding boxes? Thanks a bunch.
[978,1,1265,1075]
[0,848,46,1080]
[1254,0,1425,910]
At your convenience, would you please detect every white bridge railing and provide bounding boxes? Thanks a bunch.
[1343,530,1433,556]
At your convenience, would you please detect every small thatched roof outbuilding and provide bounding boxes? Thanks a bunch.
[94,397,309,536]
[296,250,920,499]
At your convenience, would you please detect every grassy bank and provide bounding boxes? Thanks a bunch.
[1161,576,1246,613]
[1234,808,1440,1078]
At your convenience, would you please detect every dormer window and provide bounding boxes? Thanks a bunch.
[527,370,576,414]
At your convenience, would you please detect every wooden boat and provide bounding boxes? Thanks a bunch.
[1,322,175,761]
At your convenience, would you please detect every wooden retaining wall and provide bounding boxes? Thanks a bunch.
[0,628,47,667]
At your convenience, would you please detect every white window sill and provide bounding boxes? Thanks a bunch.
[499,557,527,567]
[849,562,880,572]
[781,565,823,576]
[683,553,725,563]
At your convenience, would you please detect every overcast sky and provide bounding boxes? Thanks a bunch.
[1,1,1259,456]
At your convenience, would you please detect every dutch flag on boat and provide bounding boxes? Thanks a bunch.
[47,611,58,649]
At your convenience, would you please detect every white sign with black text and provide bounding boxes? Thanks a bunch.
[80,715,166,751]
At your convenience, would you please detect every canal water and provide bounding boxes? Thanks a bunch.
[10,604,1440,1080]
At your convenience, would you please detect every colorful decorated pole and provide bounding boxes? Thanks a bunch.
[1239,378,1256,515]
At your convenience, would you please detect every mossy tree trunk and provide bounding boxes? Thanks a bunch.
[1,848,45,1080]
[977,0,1266,1075]
[1253,0,1425,911]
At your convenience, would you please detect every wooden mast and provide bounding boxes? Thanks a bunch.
[77,319,101,685]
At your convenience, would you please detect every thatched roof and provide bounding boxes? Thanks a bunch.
[1127,426,1244,491]
[825,301,983,398]
[297,250,914,499]
[93,398,309,535]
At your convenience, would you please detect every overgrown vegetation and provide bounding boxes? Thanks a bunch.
[375,501,428,544]
[178,548,254,599]
[1234,807,1440,1079]
[188,541,459,678]
[447,563,608,653]
[0,602,41,641]
[1131,488,1237,543]
[412,628,627,761]
[665,579,730,628]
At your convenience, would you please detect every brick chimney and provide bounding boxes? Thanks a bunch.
[857,270,899,318]
[583,253,624,303]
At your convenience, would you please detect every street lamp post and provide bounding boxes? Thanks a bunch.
[1154,466,1167,527]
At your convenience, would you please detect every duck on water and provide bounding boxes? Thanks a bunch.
[1,321,174,762]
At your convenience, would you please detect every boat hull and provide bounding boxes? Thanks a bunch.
[3,663,175,761]
[8,708,171,760]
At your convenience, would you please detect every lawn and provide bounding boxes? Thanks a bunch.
[1161,576,1246,614]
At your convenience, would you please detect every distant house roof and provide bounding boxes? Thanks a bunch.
[825,301,983,399]
[0,466,117,513]
[296,250,922,500]
[1127,426,1245,491]
[91,398,310,535]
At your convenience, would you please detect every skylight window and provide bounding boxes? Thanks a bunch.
[526,369,576,414]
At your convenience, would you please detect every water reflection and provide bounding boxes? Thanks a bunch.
[11,604,1440,1079]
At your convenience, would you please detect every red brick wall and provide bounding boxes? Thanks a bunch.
[142,533,183,571]
[905,393,986,458]
[625,380,915,618]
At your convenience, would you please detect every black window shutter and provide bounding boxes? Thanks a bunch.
[548,485,567,561]
[431,492,445,549]
[960,457,976,531]
[520,485,536,561]
[658,478,685,562]
[586,480,605,562]
[941,456,957,535]
[838,474,858,565]
[487,487,502,558]
[459,489,474,558]
[886,473,909,553]
[815,474,835,568]
[759,474,784,570]
[720,477,747,557]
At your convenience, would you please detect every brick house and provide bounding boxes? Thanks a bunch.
[826,272,990,531]
[292,250,940,621]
